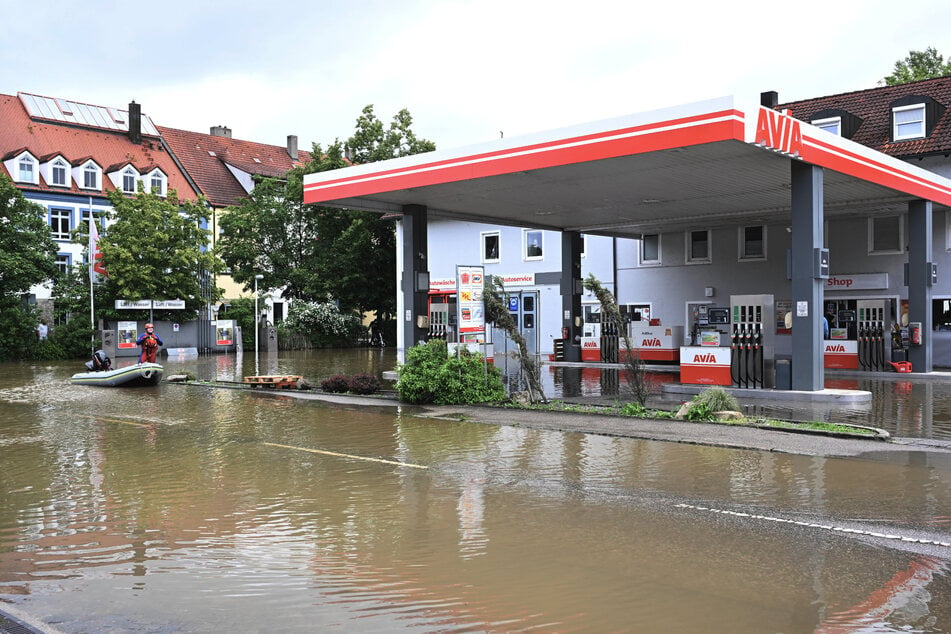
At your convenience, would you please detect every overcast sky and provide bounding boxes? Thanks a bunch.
[2,0,950,152]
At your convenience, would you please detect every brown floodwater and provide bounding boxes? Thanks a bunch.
[0,350,949,632]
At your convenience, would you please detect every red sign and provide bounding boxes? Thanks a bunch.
[755,108,802,156]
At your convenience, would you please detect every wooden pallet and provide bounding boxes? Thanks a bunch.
[243,375,302,389]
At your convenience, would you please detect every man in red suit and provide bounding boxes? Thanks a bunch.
[136,323,164,363]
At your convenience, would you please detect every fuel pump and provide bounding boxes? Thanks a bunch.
[857,300,889,372]
[730,294,775,389]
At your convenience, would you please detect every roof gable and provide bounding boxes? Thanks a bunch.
[779,76,951,157]
[158,126,312,207]
[0,93,197,199]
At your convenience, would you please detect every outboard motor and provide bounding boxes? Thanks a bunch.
[85,350,112,372]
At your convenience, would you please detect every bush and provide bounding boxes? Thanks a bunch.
[348,373,381,395]
[684,387,740,421]
[320,374,350,393]
[397,339,506,405]
[619,401,646,417]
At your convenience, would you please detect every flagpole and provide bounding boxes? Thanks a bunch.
[88,196,95,356]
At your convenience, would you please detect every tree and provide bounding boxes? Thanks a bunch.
[296,106,435,321]
[884,47,951,85]
[0,173,60,297]
[217,106,435,329]
[0,173,60,360]
[347,104,436,163]
[96,187,223,318]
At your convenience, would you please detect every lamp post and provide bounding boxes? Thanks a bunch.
[254,274,264,376]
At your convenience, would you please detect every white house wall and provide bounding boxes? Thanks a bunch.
[424,218,622,355]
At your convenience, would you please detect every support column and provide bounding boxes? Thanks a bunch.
[907,199,933,372]
[399,204,429,355]
[790,162,825,391]
[560,231,583,361]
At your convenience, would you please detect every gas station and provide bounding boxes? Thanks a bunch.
[303,92,951,394]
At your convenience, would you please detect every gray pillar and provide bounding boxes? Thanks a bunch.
[560,231,584,361]
[400,204,429,353]
[790,162,824,391]
[907,199,933,372]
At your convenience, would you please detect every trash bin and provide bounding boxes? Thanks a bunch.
[775,356,791,390]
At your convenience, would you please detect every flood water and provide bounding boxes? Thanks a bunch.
[1,350,950,632]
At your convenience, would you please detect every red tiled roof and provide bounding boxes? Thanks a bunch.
[0,93,198,199]
[158,126,311,208]
[779,76,951,158]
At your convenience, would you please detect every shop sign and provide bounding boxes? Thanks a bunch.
[824,273,888,290]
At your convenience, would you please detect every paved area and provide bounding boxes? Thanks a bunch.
[223,384,951,458]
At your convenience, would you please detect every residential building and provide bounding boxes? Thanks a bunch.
[0,92,199,317]
[158,125,311,322]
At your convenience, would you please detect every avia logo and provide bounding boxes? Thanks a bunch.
[693,354,717,363]
[755,108,802,156]
[641,338,662,347]
[582,341,599,348]
[825,344,846,352]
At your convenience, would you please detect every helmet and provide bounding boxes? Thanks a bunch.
[145,323,154,330]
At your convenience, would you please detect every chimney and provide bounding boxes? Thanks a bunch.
[760,91,779,109]
[128,101,142,144]
[210,125,232,138]
[287,134,298,159]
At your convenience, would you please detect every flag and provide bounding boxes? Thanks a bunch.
[89,217,107,281]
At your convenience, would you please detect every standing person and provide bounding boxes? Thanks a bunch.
[136,323,164,363]
[37,320,48,340]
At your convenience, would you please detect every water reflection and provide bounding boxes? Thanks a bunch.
[0,352,949,632]
[547,365,951,440]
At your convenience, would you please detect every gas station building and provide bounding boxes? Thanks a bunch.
[303,92,951,393]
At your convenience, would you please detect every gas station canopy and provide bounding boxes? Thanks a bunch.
[303,95,951,238]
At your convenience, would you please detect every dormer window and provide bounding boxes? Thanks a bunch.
[146,168,167,197]
[78,162,101,190]
[812,116,841,136]
[17,154,37,184]
[51,158,68,186]
[893,104,926,141]
[122,167,138,193]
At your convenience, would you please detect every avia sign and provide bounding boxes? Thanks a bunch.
[754,108,802,157]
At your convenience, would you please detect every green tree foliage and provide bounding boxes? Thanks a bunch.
[97,188,223,317]
[484,277,547,403]
[396,339,505,405]
[50,267,98,358]
[217,106,434,328]
[0,173,60,296]
[283,298,363,346]
[584,273,651,405]
[347,105,436,163]
[884,47,951,85]
[0,173,60,360]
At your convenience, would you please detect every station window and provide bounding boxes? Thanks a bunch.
[482,231,500,263]
[640,233,660,265]
[49,207,71,240]
[524,229,543,260]
[869,215,904,254]
[686,229,711,264]
[739,225,766,261]
[893,104,926,141]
